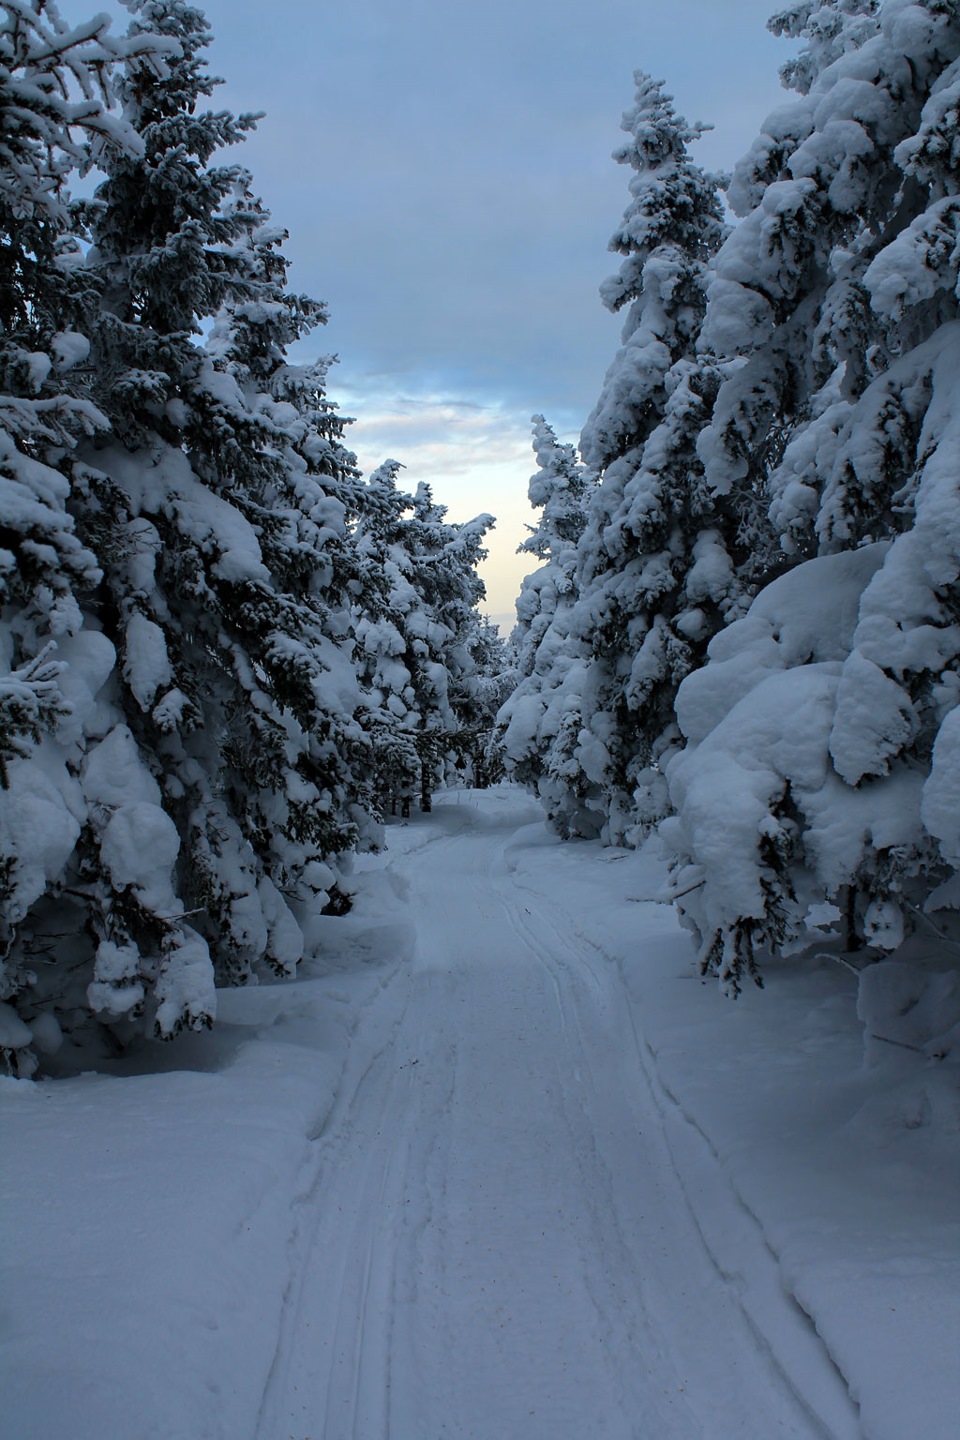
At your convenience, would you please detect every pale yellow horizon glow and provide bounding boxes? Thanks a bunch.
[338,381,559,634]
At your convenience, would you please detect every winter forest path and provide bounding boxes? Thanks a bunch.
[255,790,859,1440]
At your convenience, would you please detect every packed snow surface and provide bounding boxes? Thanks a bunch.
[3,788,958,1439]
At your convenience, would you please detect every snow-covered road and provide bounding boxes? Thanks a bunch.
[254,792,855,1440]
[8,787,957,1440]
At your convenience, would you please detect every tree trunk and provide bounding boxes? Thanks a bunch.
[844,885,863,952]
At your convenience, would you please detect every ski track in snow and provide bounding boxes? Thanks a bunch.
[254,794,861,1440]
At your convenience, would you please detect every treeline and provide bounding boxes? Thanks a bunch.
[498,1,960,995]
[0,0,503,1072]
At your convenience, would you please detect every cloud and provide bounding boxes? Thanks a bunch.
[124,0,800,628]
[333,375,551,624]
[198,0,789,426]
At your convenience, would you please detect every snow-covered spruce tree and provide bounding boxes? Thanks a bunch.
[1,3,119,784]
[495,415,594,796]
[768,1,881,97]
[0,3,175,1071]
[696,0,885,547]
[352,465,493,813]
[73,0,380,1013]
[0,0,377,1062]
[510,416,593,680]
[186,179,376,927]
[502,75,728,844]
[393,483,492,811]
[818,0,960,953]
[351,460,424,816]
[578,75,725,480]
[663,0,960,994]
[461,613,514,789]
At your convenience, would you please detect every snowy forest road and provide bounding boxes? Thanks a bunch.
[253,790,859,1440]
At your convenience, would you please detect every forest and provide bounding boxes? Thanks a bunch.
[4,0,960,1062]
[0,0,509,1065]
[3,5,960,1436]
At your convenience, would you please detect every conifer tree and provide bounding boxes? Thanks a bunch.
[352,465,493,813]
[663,0,960,991]
[500,75,728,843]
[0,0,161,784]
[73,0,377,1010]
[768,1,880,96]
[395,483,492,811]
[1,1,381,1060]
[511,416,593,680]
[460,614,513,789]
[351,459,424,815]
[697,0,887,546]
[495,416,593,797]
[817,0,960,943]
[579,76,726,480]
[0,2,172,1069]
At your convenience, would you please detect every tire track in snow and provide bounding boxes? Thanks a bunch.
[398,844,673,1440]
[502,836,863,1440]
[476,845,691,1431]
[255,795,863,1439]
[253,970,416,1440]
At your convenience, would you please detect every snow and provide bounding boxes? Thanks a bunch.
[659,534,958,971]
[671,662,844,925]
[123,612,172,710]
[829,648,918,783]
[96,443,271,587]
[153,929,217,1038]
[0,755,83,922]
[0,1000,33,1050]
[82,723,162,811]
[0,432,99,588]
[499,688,547,763]
[78,723,185,924]
[87,940,144,1018]
[98,800,180,913]
[923,706,960,865]
[3,789,957,1440]
[674,546,884,747]
[28,1010,63,1056]
[50,331,90,370]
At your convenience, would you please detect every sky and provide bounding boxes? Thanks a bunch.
[116,0,798,629]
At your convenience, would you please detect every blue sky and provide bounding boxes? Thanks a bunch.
[130,1,799,626]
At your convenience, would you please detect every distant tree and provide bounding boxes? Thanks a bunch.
[496,415,593,796]
[511,416,593,679]
[352,464,493,813]
[398,483,493,811]
[351,460,424,816]
[457,614,513,790]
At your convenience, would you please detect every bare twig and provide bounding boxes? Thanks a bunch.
[902,900,960,955]
[869,1032,927,1056]
[658,878,706,903]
